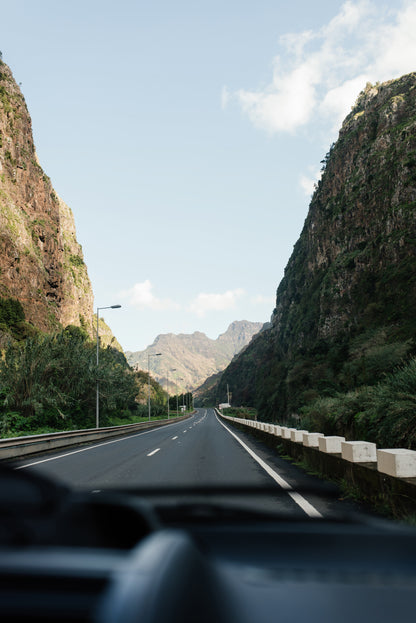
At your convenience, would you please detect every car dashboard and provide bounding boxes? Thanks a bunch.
[1,465,416,623]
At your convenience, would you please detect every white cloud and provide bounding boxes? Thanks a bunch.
[300,175,316,197]
[370,2,416,78]
[119,280,179,311]
[321,74,370,131]
[236,60,319,133]
[190,289,245,317]
[227,1,416,135]
[251,294,275,305]
[299,166,322,196]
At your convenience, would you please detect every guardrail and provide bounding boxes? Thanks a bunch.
[217,410,416,518]
[0,414,192,461]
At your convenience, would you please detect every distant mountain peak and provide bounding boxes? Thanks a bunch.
[126,320,263,392]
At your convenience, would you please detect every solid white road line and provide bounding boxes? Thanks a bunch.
[215,412,322,519]
[15,416,194,470]
[147,448,160,457]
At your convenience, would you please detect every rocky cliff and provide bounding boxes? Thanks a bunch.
[126,320,263,392]
[204,73,416,419]
[0,60,94,334]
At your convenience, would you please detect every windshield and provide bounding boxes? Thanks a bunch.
[1,1,416,527]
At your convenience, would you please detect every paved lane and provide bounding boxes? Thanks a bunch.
[12,409,350,518]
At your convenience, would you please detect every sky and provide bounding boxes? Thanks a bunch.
[1,0,416,351]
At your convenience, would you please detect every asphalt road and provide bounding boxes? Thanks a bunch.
[12,408,362,519]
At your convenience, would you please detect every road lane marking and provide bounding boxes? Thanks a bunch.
[215,413,322,519]
[15,417,195,470]
[147,448,160,457]
[172,436,178,440]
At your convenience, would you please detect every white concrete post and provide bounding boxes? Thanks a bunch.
[341,441,377,463]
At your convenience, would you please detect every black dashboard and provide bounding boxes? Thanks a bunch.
[1,464,416,623]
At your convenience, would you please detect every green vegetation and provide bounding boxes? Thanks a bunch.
[0,325,168,437]
[0,297,25,327]
[69,254,84,268]
[301,357,416,448]
[0,297,36,341]
[0,84,12,114]
[4,150,16,166]
[168,392,194,414]
[221,406,257,420]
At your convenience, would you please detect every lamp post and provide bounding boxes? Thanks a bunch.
[178,378,185,413]
[96,304,121,428]
[148,352,162,420]
[166,370,169,420]
[177,377,184,416]
[167,368,177,419]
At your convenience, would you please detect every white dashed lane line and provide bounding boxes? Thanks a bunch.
[147,448,160,457]
[172,436,178,440]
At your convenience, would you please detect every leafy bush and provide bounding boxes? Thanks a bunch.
[222,406,258,420]
[0,297,25,327]
[357,359,416,448]
[0,325,164,434]
[301,358,416,449]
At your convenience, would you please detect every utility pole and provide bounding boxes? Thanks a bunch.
[166,370,169,419]
[148,352,162,420]
[168,369,177,419]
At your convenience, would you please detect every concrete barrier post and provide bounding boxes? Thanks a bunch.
[377,449,416,478]
[281,427,296,439]
[274,426,282,437]
[318,436,346,454]
[291,429,308,443]
[342,441,377,463]
[302,432,324,447]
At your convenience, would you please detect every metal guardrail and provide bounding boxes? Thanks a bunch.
[0,414,192,461]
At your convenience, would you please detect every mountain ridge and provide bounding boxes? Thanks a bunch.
[0,60,95,336]
[126,320,263,392]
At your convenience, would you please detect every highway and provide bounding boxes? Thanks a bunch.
[12,408,357,519]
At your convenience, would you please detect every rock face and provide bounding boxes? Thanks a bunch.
[202,73,416,416]
[126,320,263,392]
[0,60,94,333]
[274,74,416,353]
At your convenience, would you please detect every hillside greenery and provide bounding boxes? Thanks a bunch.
[0,313,168,436]
[0,296,38,341]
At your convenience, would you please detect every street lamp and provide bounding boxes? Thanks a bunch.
[167,368,176,419]
[96,304,121,428]
[177,377,184,414]
[148,352,162,420]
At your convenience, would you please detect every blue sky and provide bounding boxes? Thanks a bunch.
[1,0,416,351]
